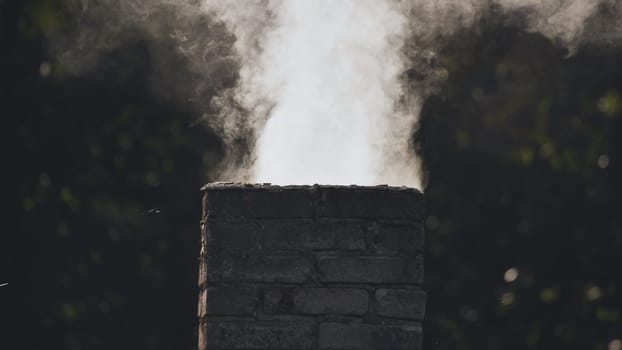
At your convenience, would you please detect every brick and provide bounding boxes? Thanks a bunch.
[205,187,314,219]
[264,288,368,315]
[375,289,426,320]
[206,287,257,315]
[319,219,367,250]
[207,253,313,283]
[318,187,424,221]
[207,219,366,251]
[318,323,422,350]
[318,256,423,284]
[205,322,313,349]
[257,219,365,251]
[367,222,424,253]
[206,220,258,249]
[257,220,332,250]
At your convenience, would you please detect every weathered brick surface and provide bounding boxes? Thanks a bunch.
[199,184,425,350]
[205,287,257,315]
[375,288,426,320]
[368,222,424,253]
[257,219,332,250]
[207,219,366,251]
[198,289,207,318]
[261,219,368,251]
[318,219,369,251]
[318,323,423,350]
[318,187,424,221]
[264,287,368,315]
[205,185,315,219]
[318,256,424,284]
[205,322,313,349]
[206,220,260,249]
[206,252,313,283]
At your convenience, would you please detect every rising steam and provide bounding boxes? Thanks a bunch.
[204,0,419,186]
[60,0,622,189]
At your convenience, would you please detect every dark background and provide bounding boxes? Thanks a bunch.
[3,1,621,349]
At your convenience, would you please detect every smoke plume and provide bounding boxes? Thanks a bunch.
[58,0,622,189]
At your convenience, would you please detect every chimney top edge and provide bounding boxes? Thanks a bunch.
[201,182,421,193]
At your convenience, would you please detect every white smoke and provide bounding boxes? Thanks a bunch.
[60,0,622,189]
[205,0,419,186]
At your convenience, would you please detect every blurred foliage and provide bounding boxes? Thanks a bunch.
[3,1,622,349]
[420,23,622,350]
[4,1,223,348]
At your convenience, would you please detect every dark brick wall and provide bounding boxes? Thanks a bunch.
[198,184,425,350]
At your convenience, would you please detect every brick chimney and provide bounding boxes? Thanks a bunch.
[198,184,425,350]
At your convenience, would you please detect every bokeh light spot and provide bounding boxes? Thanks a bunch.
[22,197,35,211]
[39,173,51,187]
[540,288,559,303]
[39,62,51,77]
[598,155,610,169]
[598,90,622,118]
[501,292,515,306]
[504,267,519,283]
[586,286,602,301]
